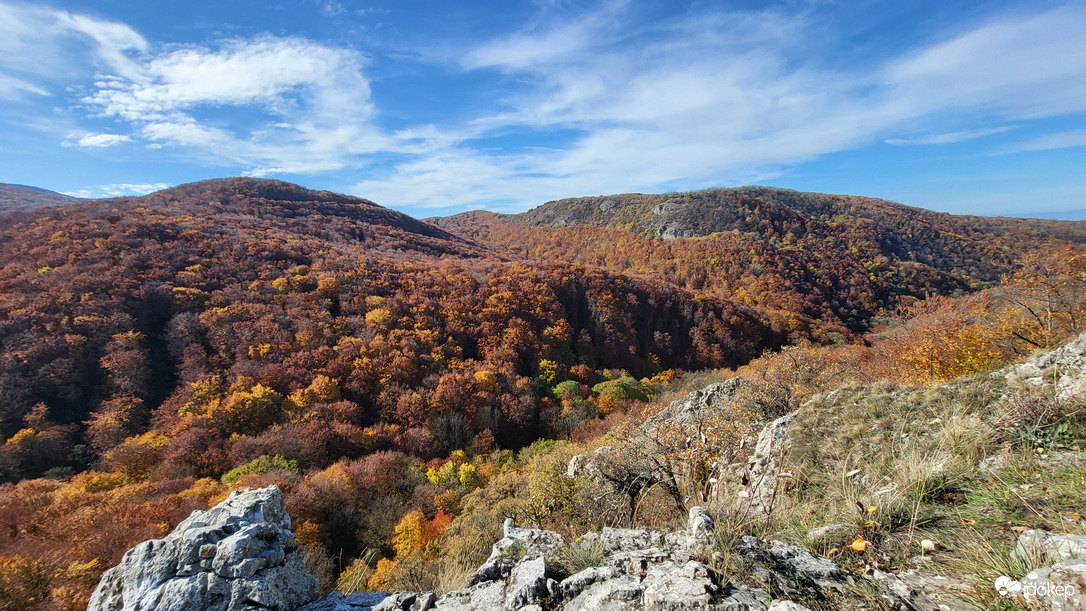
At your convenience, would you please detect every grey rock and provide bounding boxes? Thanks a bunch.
[641,560,718,609]
[740,411,798,514]
[1006,331,1086,402]
[977,454,1008,476]
[1017,529,1086,563]
[869,570,919,611]
[651,201,683,216]
[567,447,609,479]
[687,506,715,542]
[503,556,553,610]
[433,580,506,611]
[87,486,319,611]
[372,592,437,611]
[715,584,769,610]
[471,519,565,585]
[766,602,811,611]
[869,569,972,611]
[1018,559,1086,610]
[736,537,848,595]
[299,592,389,610]
[563,576,644,610]
[600,527,667,554]
[558,566,622,600]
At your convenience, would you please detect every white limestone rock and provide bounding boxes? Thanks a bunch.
[87,486,319,611]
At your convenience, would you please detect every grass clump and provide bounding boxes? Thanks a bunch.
[546,537,607,578]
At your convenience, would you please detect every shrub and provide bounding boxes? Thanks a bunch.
[591,376,648,403]
[0,555,53,610]
[221,455,300,484]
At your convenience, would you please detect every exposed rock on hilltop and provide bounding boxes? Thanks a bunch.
[513,187,1086,279]
[87,486,319,611]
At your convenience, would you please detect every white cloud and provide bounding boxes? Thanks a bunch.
[0,2,145,99]
[1010,129,1086,152]
[62,183,170,198]
[64,132,132,148]
[4,1,1086,211]
[81,35,396,174]
[462,1,630,73]
[0,72,49,98]
[885,126,1017,146]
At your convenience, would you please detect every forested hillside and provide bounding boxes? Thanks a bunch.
[2,178,1085,609]
[0,178,779,483]
[435,187,1086,336]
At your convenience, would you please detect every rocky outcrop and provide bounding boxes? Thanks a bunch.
[431,506,775,610]
[392,505,884,611]
[1006,330,1086,402]
[1017,560,1086,611]
[567,380,747,508]
[1017,529,1086,563]
[87,486,319,611]
[88,484,982,611]
[1011,529,1086,610]
[735,410,797,514]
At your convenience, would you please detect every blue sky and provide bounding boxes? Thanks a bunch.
[1,0,1084,218]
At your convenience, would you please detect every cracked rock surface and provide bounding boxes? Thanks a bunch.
[87,486,319,611]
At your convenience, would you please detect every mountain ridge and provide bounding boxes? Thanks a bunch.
[0,182,80,214]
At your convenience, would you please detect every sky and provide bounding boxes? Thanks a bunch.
[1,0,1085,218]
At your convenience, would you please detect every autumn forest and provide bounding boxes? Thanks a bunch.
[2,177,1085,608]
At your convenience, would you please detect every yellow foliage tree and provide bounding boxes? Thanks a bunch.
[391,510,426,557]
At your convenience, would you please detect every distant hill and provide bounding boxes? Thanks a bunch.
[512,187,1086,278]
[0,182,80,213]
[1018,209,1086,221]
[434,187,1086,335]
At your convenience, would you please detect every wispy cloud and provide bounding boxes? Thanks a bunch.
[881,3,1086,119]
[63,132,132,148]
[4,1,1085,210]
[0,2,145,99]
[1009,129,1086,153]
[885,126,1017,146]
[62,183,170,198]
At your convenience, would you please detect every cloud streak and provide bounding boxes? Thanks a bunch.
[885,127,1017,146]
[62,183,170,198]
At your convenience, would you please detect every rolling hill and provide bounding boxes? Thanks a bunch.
[434,187,1086,336]
[0,182,79,213]
[0,177,777,481]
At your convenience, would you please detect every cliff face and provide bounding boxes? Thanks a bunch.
[87,486,319,611]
